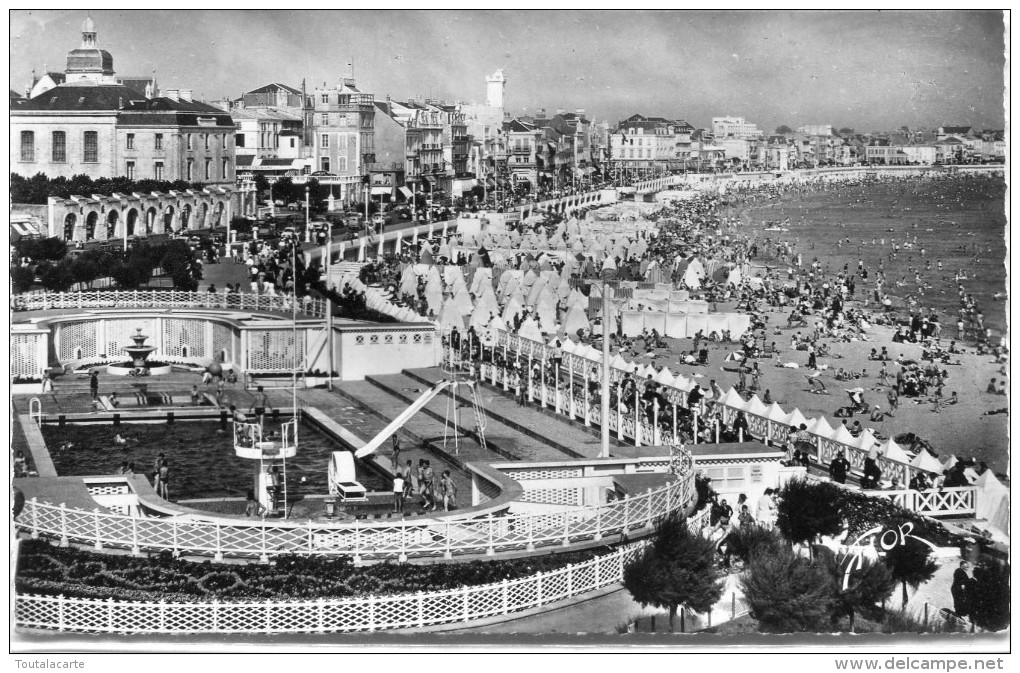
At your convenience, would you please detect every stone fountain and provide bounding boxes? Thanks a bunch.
[107,328,172,376]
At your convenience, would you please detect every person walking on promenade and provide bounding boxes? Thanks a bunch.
[89,369,99,400]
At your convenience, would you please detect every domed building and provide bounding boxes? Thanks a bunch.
[64,15,116,84]
[11,15,236,190]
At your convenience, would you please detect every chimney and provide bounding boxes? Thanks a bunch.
[179,89,193,102]
[165,88,180,101]
[556,108,566,115]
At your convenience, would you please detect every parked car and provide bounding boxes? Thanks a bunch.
[280,227,298,240]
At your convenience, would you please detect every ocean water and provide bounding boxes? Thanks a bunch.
[42,420,387,500]
[735,174,1008,334]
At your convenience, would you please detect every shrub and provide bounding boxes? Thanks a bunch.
[725,524,786,564]
[968,559,1010,632]
[622,512,723,632]
[15,539,613,603]
[776,478,845,550]
[741,545,836,633]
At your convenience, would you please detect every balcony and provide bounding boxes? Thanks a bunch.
[511,147,532,155]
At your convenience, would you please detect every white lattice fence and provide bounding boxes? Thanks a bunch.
[11,291,327,318]
[11,333,45,377]
[519,488,583,506]
[57,321,98,361]
[246,330,305,372]
[162,318,206,358]
[15,540,653,634]
[17,473,692,561]
[212,323,234,363]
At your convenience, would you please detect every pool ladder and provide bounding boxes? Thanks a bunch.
[29,397,43,427]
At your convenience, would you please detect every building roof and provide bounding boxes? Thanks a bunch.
[11,89,24,99]
[116,76,156,96]
[16,82,146,111]
[235,155,255,167]
[118,96,236,127]
[506,118,536,133]
[32,71,66,88]
[66,47,114,75]
[230,106,302,122]
[245,82,302,96]
[940,125,972,135]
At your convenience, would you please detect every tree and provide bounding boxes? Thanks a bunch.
[725,523,785,565]
[883,535,937,609]
[839,127,856,136]
[622,512,723,632]
[775,478,845,557]
[741,545,836,633]
[775,125,793,135]
[827,552,897,632]
[967,560,1010,631]
[10,264,36,293]
[15,236,68,261]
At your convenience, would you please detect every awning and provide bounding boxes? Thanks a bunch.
[371,186,392,196]
[11,219,43,240]
[398,186,414,199]
[444,168,456,177]
[485,178,496,188]
[422,176,435,186]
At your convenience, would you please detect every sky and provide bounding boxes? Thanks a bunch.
[9,9,1007,132]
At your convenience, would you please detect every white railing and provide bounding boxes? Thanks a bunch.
[14,537,669,634]
[15,472,691,561]
[451,331,976,518]
[862,487,978,517]
[11,291,327,318]
[513,189,610,217]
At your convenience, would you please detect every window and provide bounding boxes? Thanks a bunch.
[51,131,66,162]
[205,159,212,180]
[222,159,229,179]
[186,159,194,181]
[204,134,210,150]
[289,138,295,148]
[320,157,330,173]
[320,94,329,104]
[83,131,98,162]
[20,131,35,161]
[155,133,164,150]
[154,161,164,180]
[335,157,347,173]
[321,134,329,148]
[126,161,135,180]
[321,114,329,125]
[126,133,135,149]
[236,134,245,147]
[186,134,192,150]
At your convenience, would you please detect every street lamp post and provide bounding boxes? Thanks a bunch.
[598,258,618,458]
[304,185,311,243]
[325,218,334,392]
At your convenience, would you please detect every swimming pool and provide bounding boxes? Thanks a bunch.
[41,419,388,500]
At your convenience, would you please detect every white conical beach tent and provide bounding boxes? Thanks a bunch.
[518,317,543,342]
[879,438,910,464]
[910,450,944,474]
[562,303,590,336]
[807,416,835,440]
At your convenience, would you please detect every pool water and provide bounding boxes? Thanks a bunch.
[41,420,388,500]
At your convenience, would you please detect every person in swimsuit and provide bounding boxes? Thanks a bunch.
[249,386,273,426]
